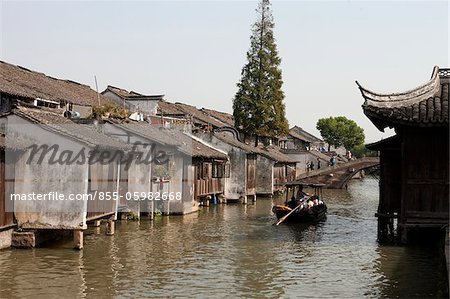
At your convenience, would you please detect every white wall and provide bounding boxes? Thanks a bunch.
[8,115,88,229]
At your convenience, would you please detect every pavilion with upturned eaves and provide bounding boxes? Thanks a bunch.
[358,66,449,243]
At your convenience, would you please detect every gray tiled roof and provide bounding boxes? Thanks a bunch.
[107,120,227,159]
[103,85,164,101]
[289,126,323,143]
[13,106,130,150]
[214,132,295,163]
[0,61,113,107]
[157,100,230,128]
[358,66,449,130]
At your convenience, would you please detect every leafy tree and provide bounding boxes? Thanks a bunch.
[351,144,378,159]
[233,0,289,138]
[316,116,365,151]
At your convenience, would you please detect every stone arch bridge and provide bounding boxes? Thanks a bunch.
[297,157,380,189]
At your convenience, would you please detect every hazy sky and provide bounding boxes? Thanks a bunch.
[1,1,448,142]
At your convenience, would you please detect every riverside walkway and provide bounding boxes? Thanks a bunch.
[297,157,380,189]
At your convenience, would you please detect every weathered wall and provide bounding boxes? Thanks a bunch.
[170,157,198,215]
[286,136,308,150]
[0,228,13,249]
[0,150,17,228]
[8,115,88,230]
[401,127,449,224]
[128,161,151,195]
[102,123,151,214]
[255,155,274,195]
[160,155,185,214]
[102,123,195,215]
[284,151,329,177]
[102,91,159,115]
[0,93,13,114]
[102,91,135,111]
[86,153,120,221]
[198,133,247,200]
[129,100,159,115]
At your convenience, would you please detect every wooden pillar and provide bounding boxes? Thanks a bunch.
[446,227,449,287]
[252,194,257,202]
[93,220,101,227]
[106,220,115,236]
[93,226,101,235]
[73,229,83,250]
[399,226,408,244]
[377,216,386,241]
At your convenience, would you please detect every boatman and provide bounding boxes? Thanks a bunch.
[297,185,308,199]
[287,186,308,209]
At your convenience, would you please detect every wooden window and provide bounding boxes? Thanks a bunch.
[196,164,202,180]
[212,163,224,178]
[202,163,210,179]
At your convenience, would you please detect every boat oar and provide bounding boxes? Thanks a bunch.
[274,204,303,226]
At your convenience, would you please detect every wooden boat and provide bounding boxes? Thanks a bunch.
[273,181,327,224]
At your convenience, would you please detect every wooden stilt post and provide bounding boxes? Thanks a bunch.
[93,226,101,235]
[93,220,101,227]
[73,229,83,250]
[106,219,115,236]
[149,200,154,220]
[445,226,449,287]
[399,226,407,244]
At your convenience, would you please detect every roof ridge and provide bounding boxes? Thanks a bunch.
[357,66,440,102]
[359,66,448,130]
[189,134,228,156]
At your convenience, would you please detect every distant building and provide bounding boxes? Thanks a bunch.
[101,119,228,214]
[157,100,232,132]
[198,128,295,200]
[279,126,328,176]
[286,126,324,151]
[101,85,164,115]
[359,66,449,243]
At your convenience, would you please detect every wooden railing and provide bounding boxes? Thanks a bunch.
[195,178,224,198]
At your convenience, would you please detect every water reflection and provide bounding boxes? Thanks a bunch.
[374,245,448,298]
[0,178,447,298]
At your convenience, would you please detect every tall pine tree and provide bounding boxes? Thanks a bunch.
[233,0,289,138]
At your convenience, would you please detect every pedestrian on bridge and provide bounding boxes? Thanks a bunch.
[330,155,336,174]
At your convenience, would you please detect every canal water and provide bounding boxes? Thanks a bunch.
[0,178,447,298]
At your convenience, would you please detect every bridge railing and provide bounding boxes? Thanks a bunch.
[297,157,379,180]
